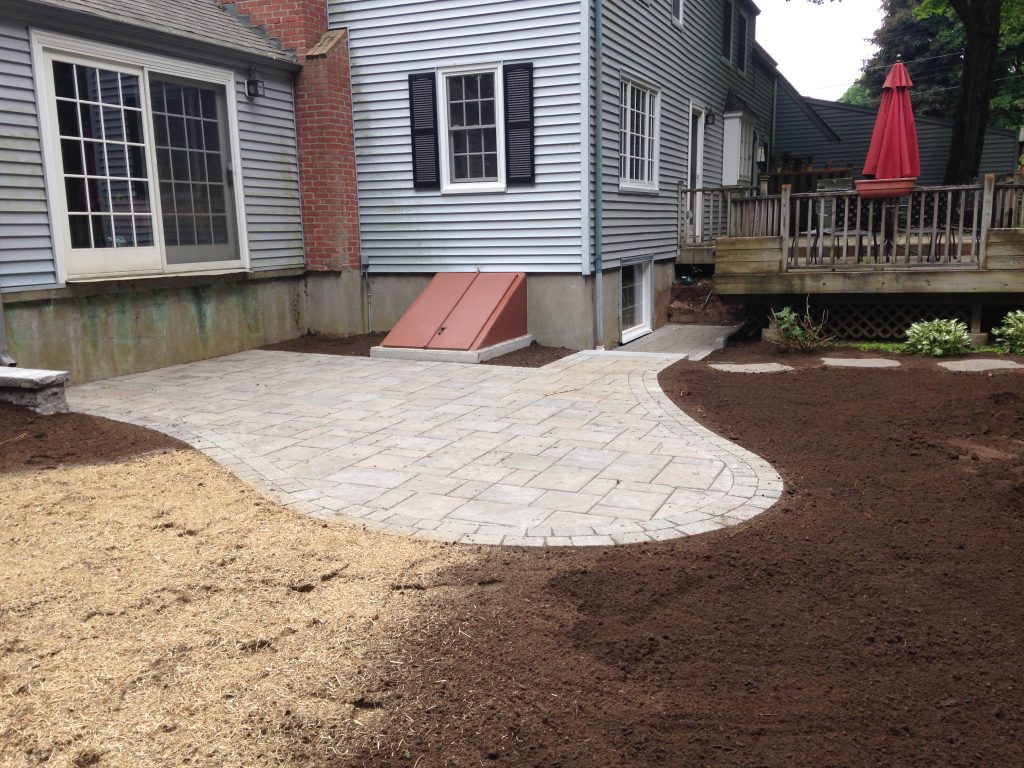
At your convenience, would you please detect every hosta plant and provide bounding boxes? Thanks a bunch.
[992,310,1024,355]
[904,319,972,357]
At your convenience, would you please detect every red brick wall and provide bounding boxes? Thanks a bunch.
[220,1,360,271]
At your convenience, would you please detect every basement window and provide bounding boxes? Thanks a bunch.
[33,31,247,282]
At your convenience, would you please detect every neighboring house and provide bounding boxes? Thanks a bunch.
[774,86,1019,185]
[0,0,362,382]
[329,0,778,349]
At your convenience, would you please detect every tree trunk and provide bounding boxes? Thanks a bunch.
[943,0,1002,184]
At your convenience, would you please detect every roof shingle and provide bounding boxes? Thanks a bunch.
[27,0,294,63]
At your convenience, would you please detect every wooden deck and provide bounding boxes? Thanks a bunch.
[694,176,1024,296]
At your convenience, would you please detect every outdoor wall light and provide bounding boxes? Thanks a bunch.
[245,66,265,98]
[706,111,716,126]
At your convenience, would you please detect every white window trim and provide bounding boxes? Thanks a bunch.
[672,0,685,26]
[723,110,755,186]
[436,63,506,195]
[620,258,653,344]
[30,29,250,284]
[618,78,661,194]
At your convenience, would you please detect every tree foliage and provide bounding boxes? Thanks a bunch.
[851,0,1023,130]
[796,0,1011,182]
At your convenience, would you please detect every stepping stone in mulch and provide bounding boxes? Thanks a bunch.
[938,359,1023,372]
[709,363,794,374]
[821,358,901,369]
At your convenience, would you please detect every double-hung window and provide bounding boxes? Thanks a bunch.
[672,0,684,25]
[408,63,534,193]
[619,79,660,192]
[437,65,505,193]
[33,31,246,282]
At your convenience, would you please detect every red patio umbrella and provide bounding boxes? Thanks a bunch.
[858,58,920,196]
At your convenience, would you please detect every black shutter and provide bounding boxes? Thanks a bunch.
[503,63,535,185]
[408,73,440,190]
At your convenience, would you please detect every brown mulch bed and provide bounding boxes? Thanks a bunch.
[0,401,184,473]
[345,364,1024,767]
[262,332,576,368]
[482,342,577,367]
[704,338,1024,369]
[260,331,387,357]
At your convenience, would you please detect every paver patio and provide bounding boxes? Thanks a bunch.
[68,350,782,546]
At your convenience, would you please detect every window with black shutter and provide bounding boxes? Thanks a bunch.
[503,63,534,185]
[409,63,535,193]
[408,72,440,190]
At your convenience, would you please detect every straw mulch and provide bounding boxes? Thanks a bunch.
[0,449,475,768]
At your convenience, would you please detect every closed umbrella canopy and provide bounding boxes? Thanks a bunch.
[862,60,920,180]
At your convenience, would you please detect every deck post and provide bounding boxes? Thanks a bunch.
[780,184,791,272]
[979,174,995,268]
[677,181,684,251]
[725,189,735,236]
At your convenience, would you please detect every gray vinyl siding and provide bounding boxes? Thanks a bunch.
[773,81,837,165]
[328,0,586,274]
[235,71,304,271]
[0,20,58,290]
[0,14,302,291]
[597,0,775,269]
[776,97,1018,185]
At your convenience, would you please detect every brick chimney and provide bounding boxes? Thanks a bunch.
[220,0,359,272]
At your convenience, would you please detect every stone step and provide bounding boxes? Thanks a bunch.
[0,367,71,415]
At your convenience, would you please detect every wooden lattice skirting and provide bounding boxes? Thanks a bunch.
[810,303,972,341]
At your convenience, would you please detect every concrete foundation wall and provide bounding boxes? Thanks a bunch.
[304,270,365,336]
[1,263,678,383]
[528,274,595,350]
[4,271,365,384]
[365,274,433,332]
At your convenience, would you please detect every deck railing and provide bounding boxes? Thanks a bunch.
[677,184,757,246]
[725,175,1024,270]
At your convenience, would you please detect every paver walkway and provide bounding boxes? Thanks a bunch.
[617,323,744,361]
[68,350,782,547]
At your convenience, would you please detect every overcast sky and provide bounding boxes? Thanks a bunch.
[754,0,883,101]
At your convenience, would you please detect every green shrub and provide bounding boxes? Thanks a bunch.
[992,310,1024,354]
[768,304,833,352]
[904,319,972,357]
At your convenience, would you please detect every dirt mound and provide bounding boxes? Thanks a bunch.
[667,278,746,325]
[0,401,184,473]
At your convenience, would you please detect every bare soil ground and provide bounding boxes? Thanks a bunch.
[261,333,575,368]
[337,364,1024,767]
[667,278,747,325]
[4,361,1023,767]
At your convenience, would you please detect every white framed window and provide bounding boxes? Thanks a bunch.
[723,111,755,186]
[620,259,653,344]
[31,30,249,282]
[618,79,660,193]
[436,64,506,194]
[672,0,684,25]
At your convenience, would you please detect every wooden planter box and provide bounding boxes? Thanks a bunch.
[855,178,916,199]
